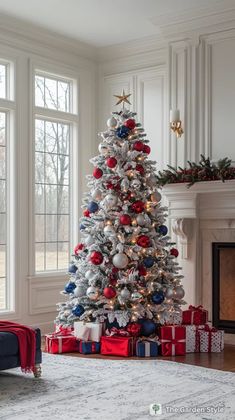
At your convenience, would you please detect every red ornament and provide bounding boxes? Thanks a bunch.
[138,265,147,276]
[124,119,136,130]
[136,164,144,175]
[106,157,117,168]
[83,209,90,217]
[109,276,117,286]
[90,251,103,265]
[137,235,151,248]
[131,200,145,214]
[170,248,179,257]
[143,144,151,154]
[93,167,103,179]
[133,141,144,152]
[126,323,142,337]
[103,286,116,299]
[112,267,119,274]
[120,214,132,225]
[74,243,84,255]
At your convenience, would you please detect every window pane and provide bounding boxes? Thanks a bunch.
[35,75,45,107]
[35,243,45,272]
[58,123,69,155]
[0,214,6,244]
[45,121,57,153]
[35,152,44,183]
[58,242,69,270]
[35,215,45,243]
[45,185,57,214]
[46,214,57,242]
[45,242,57,271]
[58,215,69,242]
[0,245,6,277]
[0,147,6,179]
[58,155,69,185]
[35,184,45,214]
[35,119,44,152]
[0,112,6,145]
[0,64,6,99]
[0,277,6,310]
[0,180,5,212]
[58,186,69,214]
[45,153,57,184]
[35,73,71,113]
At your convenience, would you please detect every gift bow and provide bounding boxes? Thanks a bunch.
[160,327,185,356]
[203,324,217,333]
[126,323,142,337]
[201,324,219,352]
[188,305,204,311]
[106,327,130,337]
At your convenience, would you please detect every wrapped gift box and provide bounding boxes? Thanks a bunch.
[182,305,208,325]
[74,321,103,342]
[45,333,79,354]
[136,340,159,357]
[79,341,100,355]
[199,326,224,352]
[185,325,205,353]
[100,335,136,357]
[159,325,186,356]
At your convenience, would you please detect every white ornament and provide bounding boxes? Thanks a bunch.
[86,286,100,301]
[136,214,145,226]
[104,225,116,237]
[105,194,118,208]
[92,189,102,201]
[98,142,109,156]
[107,116,118,128]
[131,179,141,189]
[113,253,129,269]
[85,235,95,246]
[173,286,185,300]
[165,287,174,299]
[74,285,86,298]
[85,270,97,281]
[151,191,162,203]
[120,287,131,300]
[131,292,142,301]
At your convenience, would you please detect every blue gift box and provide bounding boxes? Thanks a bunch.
[136,340,159,357]
[79,341,100,355]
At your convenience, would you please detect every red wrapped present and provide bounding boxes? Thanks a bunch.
[100,335,136,357]
[159,325,186,356]
[199,325,224,353]
[182,305,208,325]
[45,331,79,354]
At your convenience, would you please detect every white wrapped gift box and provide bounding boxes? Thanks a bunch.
[74,321,103,342]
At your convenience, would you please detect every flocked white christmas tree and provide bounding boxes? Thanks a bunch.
[55,91,185,329]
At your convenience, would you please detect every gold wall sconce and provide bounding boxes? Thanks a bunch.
[170,109,184,138]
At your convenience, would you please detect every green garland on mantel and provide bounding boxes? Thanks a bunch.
[157,155,235,188]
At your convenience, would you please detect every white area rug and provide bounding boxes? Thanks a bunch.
[0,354,235,420]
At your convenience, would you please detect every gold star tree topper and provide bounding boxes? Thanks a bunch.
[114,90,132,107]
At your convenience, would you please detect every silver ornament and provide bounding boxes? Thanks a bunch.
[85,270,98,281]
[107,116,118,128]
[173,286,185,300]
[131,292,143,301]
[151,191,162,203]
[104,225,116,237]
[85,235,95,246]
[74,285,86,297]
[131,179,141,189]
[113,253,129,269]
[165,287,174,299]
[136,214,145,226]
[121,178,129,191]
[120,287,131,300]
[118,296,126,305]
[86,286,100,301]
[98,142,109,156]
[105,194,118,208]
[146,174,157,187]
[91,189,102,201]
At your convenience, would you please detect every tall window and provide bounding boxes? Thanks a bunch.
[34,71,77,273]
[0,60,13,311]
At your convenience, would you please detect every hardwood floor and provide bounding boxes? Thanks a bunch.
[43,339,235,372]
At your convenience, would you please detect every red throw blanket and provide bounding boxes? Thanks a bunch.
[0,321,36,373]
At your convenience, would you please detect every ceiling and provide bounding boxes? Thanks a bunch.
[0,0,231,47]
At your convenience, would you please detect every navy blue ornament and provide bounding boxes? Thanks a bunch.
[64,282,76,293]
[80,223,85,230]
[143,256,154,268]
[88,201,99,213]
[138,319,156,337]
[116,125,130,138]
[158,225,168,236]
[72,304,85,317]
[68,264,78,274]
[152,291,165,304]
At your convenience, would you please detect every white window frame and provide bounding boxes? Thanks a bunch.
[0,54,16,315]
[29,59,80,279]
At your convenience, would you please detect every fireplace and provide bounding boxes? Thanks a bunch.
[212,243,235,333]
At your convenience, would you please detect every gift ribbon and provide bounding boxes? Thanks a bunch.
[201,324,218,352]
[187,305,207,324]
[46,334,75,353]
[160,327,185,356]
[105,327,130,337]
[137,337,159,357]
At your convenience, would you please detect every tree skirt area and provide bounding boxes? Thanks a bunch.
[0,354,235,420]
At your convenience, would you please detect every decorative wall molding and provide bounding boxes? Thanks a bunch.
[28,276,67,315]
[172,218,193,259]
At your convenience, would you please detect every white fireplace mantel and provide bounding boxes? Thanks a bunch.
[162,180,235,312]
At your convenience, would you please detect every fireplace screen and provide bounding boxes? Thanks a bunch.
[212,242,235,333]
